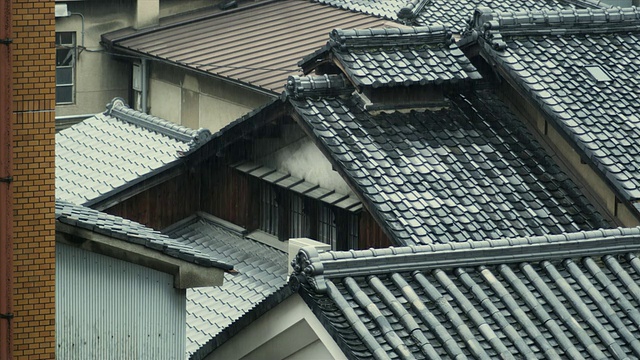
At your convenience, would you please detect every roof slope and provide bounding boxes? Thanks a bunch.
[464,7,640,210]
[287,76,609,245]
[313,0,608,32]
[107,0,391,93]
[55,200,231,269]
[299,26,481,88]
[164,215,290,358]
[56,98,210,206]
[291,227,640,359]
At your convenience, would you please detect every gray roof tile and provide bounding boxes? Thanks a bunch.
[291,227,640,359]
[464,7,640,203]
[165,217,289,357]
[289,80,609,246]
[56,98,210,206]
[55,200,230,269]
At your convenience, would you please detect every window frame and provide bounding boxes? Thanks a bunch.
[55,31,76,105]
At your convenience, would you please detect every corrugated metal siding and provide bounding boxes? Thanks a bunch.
[56,243,186,359]
[115,0,392,92]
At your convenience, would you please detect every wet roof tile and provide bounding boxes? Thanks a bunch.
[465,7,640,203]
[288,77,610,246]
[56,99,210,207]
[291,227,640,359]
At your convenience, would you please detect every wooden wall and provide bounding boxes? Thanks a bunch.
[359,210,392,249]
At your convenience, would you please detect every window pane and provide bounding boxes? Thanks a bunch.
[56,67,73,85]
[56,32,74,46]
[56,86,73,104]
[56,48,73,66]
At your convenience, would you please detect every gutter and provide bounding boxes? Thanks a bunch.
[0,0,13,356]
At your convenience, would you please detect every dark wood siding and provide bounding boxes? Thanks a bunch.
[105,170,200,230]
[359,210,392,249]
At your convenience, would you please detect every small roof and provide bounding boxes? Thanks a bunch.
[104,0,392,93]
[291,227,640,359]
[462,7,640,209]
[286,74,609,245]
[315,0,609,32]
[56,98,210,207]
[55,200,232,270]
[299,26,481,88]
[164,214,290,358]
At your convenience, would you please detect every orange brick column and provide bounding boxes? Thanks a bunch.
[11,0,56,358]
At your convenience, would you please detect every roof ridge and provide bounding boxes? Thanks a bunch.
[329,26,453,50]
[285,74,354,99]
[396,0,431,23]
[290,227,640,292]
[466,7,640,50]
[105,98,211,149]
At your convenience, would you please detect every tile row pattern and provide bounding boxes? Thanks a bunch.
[300,26,481,88]
[289,80,610,246]
[56,99,209,206]
[313,0,607,33]
[465,7,640,204]
[166,217,289,357]
[55,200,231,269]
[292,227,640,359]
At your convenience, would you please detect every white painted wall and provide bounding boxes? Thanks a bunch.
[204,295,346,360]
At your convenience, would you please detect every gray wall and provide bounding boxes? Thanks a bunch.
[56,243,186,359]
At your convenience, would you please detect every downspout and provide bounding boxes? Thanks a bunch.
[0,0,14,357]
[141,58,148,113]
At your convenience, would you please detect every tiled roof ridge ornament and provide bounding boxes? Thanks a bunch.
[284,74,354,100]
[329,25,453,51]
[290,227,640,293]
[466,6,640,51]
[105,97,211,149]
[397,0,432,24]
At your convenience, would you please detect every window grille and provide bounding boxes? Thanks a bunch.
[56,32,76,104]
[259,182,278,236]
[318,204,336,249]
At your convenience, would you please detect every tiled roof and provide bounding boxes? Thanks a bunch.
[56,98,210,206]
[164,215,290,358]
[313,0,608,33]
[299,26,481,88]
[55,200,231,269]
[464,7,640,207]
[287,78,610,245]
[291,227,640,359]
[104,0,391,93]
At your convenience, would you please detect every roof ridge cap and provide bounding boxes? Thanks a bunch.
[397,0,432,23]
[285,74,354,99]
[291,227,640,292]
[105,98,211,148]
[329,26,453,50]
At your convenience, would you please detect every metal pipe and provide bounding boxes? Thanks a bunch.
[141,58,148,113]
[0,0,14,357]
[69,12,84,51]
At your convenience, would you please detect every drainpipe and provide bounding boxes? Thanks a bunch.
[0,0,14,357]
[141,58,148,113]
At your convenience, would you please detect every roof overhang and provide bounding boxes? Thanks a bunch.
[56,221,225,289]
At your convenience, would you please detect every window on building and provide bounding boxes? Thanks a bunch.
[55,32,76,104]
[259,182,278,236]
[317,204,337,249]
[289,194,310,238]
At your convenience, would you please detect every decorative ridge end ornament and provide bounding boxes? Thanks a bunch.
[329,26,453,51]
[285,74,354,100]
[105,97,211,148]
[397,0,432,24]
[289,246,328,293]
[467,6,640,51]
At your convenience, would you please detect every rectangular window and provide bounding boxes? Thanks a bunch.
[289,194,310,238]
[56,32,76,104]
[259,182,278,236]
[318,204,336,249]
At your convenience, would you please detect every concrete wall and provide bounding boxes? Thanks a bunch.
[55,1,135,117]
[56,243,186,359]
[148,62,273,131]
[160,0,217,18]
[12,1,57,357]
[205,295,346,360]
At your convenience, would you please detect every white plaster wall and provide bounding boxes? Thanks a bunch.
[199,93,253,132]
[55,1,135,117]
[149,78,182,123]
[206,295,346,360]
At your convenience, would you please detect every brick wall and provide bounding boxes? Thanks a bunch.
[12,0,56,358]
